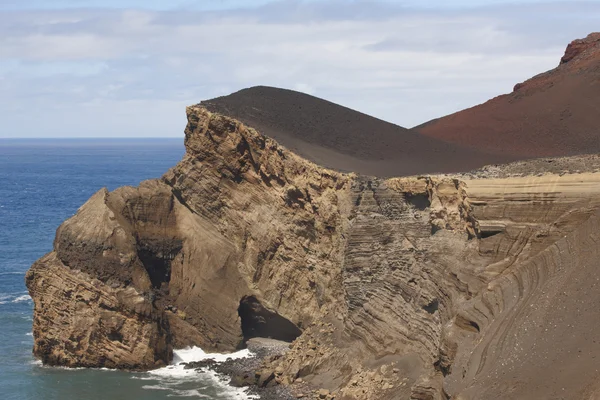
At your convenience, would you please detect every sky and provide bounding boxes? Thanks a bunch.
[1,0,599,138]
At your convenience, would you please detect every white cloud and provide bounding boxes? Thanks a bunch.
[1,1,599,137]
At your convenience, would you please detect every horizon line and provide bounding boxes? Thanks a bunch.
[0,137,183,140]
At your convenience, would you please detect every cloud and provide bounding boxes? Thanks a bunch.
[1,1,599,137]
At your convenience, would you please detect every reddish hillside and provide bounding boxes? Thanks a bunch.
[416,33,600,158]
[201,86,512,177]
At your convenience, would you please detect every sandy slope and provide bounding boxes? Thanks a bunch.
[201,86,513,177]
[416,33,600,159]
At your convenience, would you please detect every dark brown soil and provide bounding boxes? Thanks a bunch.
[201,86,514,177]
[416,33,600,159]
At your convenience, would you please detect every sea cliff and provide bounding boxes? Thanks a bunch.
[27,105,600,399]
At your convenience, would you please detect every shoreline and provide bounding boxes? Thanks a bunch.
[182,338,303,400]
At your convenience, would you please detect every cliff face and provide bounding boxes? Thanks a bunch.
[27,106,600,399]
[27,106,352,370]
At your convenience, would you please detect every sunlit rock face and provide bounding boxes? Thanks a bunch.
[27,103,600,399]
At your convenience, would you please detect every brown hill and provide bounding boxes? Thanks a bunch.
[201,86,513,177]
[416,33,600,158]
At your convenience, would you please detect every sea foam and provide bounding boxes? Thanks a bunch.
[143,347,258,399]
[0,293,31,305]
[12,294,32,303]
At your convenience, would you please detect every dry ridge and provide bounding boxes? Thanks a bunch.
[416,32,600,159]
[27,103,600,399]
[202,86,513,177]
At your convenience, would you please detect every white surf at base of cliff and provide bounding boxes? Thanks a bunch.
[140,347,258,399]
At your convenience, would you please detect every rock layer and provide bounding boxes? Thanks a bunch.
[27,105,600,399]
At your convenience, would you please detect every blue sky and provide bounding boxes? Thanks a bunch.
[0,0,565,11]
[1,0,599,137]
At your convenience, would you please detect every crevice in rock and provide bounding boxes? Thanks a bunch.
[434,358,451,377]
[237,295,302,343]
[480,230,502,239]
[422,298,439,314]
[455,314,480,333]
[165,183,197,216]
[107,330,123,342]
[406,193,431,211]
[136,238,182,290]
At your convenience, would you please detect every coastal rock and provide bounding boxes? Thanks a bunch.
[26,101,600,398]
[27,106,351,370]
[26,253,170,369]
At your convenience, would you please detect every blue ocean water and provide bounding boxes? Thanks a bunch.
[0,139,254,400]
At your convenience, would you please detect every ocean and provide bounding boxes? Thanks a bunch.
[0,139,255,400]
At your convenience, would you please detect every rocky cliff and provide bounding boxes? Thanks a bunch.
[27,105,600,399]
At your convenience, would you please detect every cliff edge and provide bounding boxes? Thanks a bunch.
[26,103,600,399]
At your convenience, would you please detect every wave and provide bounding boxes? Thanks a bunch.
[142,347,258,399]
[173,347,253,364]
[0,294,32,305]
[13,295,31,303]
[26,342,258,398]
[141,385,209,398]
[30,357,115,372]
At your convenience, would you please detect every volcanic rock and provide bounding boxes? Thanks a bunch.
[25,33,600,399]
[202,86,512,177]
[561,32,600,64]
[416,32,600,159]
[26,103,600,398]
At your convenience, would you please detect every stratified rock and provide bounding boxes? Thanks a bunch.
[26,92,600,399]
[26,252,171,369]
[27,106,351,370]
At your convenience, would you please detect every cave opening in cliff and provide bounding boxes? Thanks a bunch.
[136,239,182,290]
[423,298,439,314]
[238,295,302,344]
[405,193,430,211]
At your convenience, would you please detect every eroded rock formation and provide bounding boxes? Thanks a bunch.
[27,104,600,399]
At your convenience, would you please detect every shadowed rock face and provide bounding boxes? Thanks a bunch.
[238,295,302,343]
[25,33,600,399]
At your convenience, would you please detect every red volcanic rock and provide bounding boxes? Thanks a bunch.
[416,33,600,159]
[561,32,600,64]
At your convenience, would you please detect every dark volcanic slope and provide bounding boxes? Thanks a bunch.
[416,33,600,158]
[201,86,513,177]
